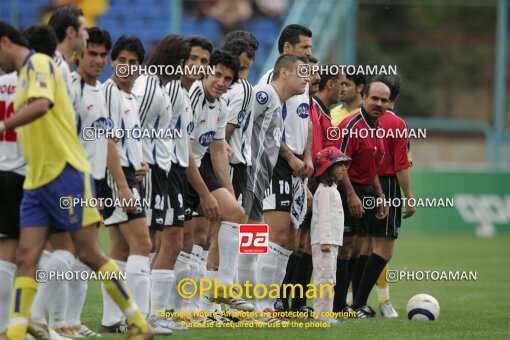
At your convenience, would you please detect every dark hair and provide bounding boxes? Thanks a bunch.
[209,49,239,84]
[272,54,306,81]
[345,69,366,88]
[85,27,112,50]
[146,34,189,72]
[224,30,259,51]
[277,24,312,54]
[23,25,57,56]
[0,21,29,48]
[308,55,318,64]
[48,5,84,43]
[318,64,340,91]
[222,38,255,59]
[185,35,213,54]
[111,35,145,64]
[317,163,343,186]
[373,74,400,101]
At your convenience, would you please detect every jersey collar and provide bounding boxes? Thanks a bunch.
[360,105,378,129]
[21,49,36,68]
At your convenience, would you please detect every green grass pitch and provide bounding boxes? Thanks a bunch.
[80,230,509,339]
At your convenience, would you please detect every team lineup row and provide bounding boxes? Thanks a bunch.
[0,4,415,339]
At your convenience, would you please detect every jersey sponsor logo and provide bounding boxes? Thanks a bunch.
[296,103,309,118]
[91,117,114,131]
[187,122,194,135]
[198,130,216,147]
[239,224,269,254]
[0,84,16,95]
[256,91,268,105]
[237,110,246,125]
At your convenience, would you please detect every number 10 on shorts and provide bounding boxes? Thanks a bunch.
[239,224,269,254]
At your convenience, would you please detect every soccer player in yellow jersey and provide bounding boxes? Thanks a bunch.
[330,72,365,127]
[0,22,151,340]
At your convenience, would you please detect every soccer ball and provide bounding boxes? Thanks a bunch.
[406,294,440,320]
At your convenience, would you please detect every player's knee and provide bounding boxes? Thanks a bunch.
[193,231,208,249]
[132,237,152,255]
[228,204,245,223]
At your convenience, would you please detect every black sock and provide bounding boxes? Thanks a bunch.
[279,254,298,307]
[333,259,349,312]
[353,253,388,307]
[346,258,356,300]
[291,252,312,310]
[351,255,369,301]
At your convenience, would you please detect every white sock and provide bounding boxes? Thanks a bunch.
[238,254,258,300]
[0,260,16,332]
[101,260,126,326]
[31,250,74,324]
[217,221,239,287]
[65,259,90,327]
[255,242,292,312]
[169,252,191,313]
[198,271,217,312]
[150,269,174,317]
[126,255,150,318]
[376,286,389,300]
[189,246,202,312]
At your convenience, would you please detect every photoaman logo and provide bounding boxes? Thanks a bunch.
[239,224,269,254]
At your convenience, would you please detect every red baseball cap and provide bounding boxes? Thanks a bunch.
[314,147,351,177]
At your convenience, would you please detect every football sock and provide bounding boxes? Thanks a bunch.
[150,269,174,316]
[66,259,90,327]
[290,252,312,310]
[351,255,368,301]
[238,254,257,301]
[6,277,38,340]
[217,222,240,287]
[353,253,387,307]
[101,259,126,326]
[126,255,150,318]
[333,259,349,312]
[0,260,16,333]
[376,263,390,304]
[279,254,298,309]
[346,283,353,306]
[198,271,217,312]
[98,260,148,332]
[189,246,202,311]
[170,252,191,313]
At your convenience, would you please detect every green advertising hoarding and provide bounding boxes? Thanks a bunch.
[403,169,510,236]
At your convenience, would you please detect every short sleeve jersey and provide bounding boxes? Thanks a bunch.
[377,110,412,176]
[166,79,192,167]
[188,80,228,167]
[15,52,91,189]
[71,72,110,180]
[103,79,144,170]
[223,78,254,165]
[0,72,25,175]
[259,68,309,155]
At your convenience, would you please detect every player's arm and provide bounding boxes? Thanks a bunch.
[394,119,415,218]
[340,173,364,219]
[395,168,415,219]
[185,141,220,222]
[106,139,137,213]
[0,98,50,132]
[210,138,235,196]
[302,120,314,177]
[279,142,305,177]
[373,175,388,220]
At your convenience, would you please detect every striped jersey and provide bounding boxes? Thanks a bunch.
[166,79,192,167]
[0,72,25,175]
[248,83,283,199]
[102,78,144,170]
[259,68,309,155]
[71,71,110,180]
[189,80,228,167]
[223,78,254,165]
[133,75,173,172]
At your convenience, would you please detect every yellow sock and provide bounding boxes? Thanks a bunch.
[6,277,38,340]
[376,263,390,304]
[98,260,148,332]
[346,282,353,305]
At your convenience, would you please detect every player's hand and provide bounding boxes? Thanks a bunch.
[347,192,364,219]
[118,186,137,213]
[303,155,314,178]
[200,192,220,222]
[403,198,416,219]
[135,162,149,181]
[376,197,388,220]
[289,157,306,177]
[320,244,331,253]
[225,143,234,161]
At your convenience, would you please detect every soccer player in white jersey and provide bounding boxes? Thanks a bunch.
[256,24,315,314]
[0,69,24,337]
[27,7,89,338]
[65,27,113,337]
[185,50,254,315]
[242,54,309,316]
[99,35,151,334]
[220,32,259,304]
